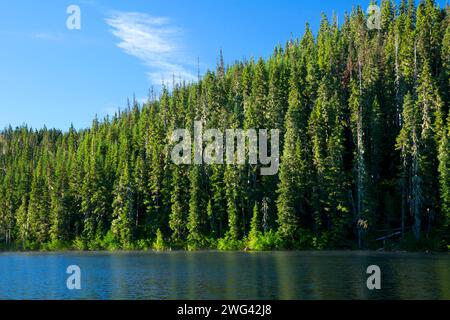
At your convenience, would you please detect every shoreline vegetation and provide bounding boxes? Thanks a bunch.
[0,246,449,253]
[0,1,449,253]
[1,230,449,253]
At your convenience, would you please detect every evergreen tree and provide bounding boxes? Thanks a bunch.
[187,164,206,249]
[248,202,261,250]
[397,93,422,240]
[438,112,450,232]
[277,60,311,245]
[309,75,350,246]
[169,163,188,247]
[27,159,51,245]
[111,162,134,247]
[0,1,448,251]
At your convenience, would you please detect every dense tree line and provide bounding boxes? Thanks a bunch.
[0,0,449,251]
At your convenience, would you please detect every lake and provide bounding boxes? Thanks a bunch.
[0,251,449,300]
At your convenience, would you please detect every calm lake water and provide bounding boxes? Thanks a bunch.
[0,251,449,300]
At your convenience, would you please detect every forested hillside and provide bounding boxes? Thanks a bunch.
[0,0,449,251]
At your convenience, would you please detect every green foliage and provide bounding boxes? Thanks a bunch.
[0,1,448,252]
[246,230,283,251]
[101,231,120,251]
[153,229,167,251]
[73,237,87,251]
[87,235,104,251]
[111,162,135,248]
[438,115,450,232]
[247,203,262,250]
[136,239,151,251]
[43,239,69,251]
[187,165,207,249]
[277,60,311,244]
[169,164,188,247]
[217,232,245,251]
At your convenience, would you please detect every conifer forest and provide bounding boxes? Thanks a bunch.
[0,0,449,251]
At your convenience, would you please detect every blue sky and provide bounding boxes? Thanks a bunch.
[0,0,446,130]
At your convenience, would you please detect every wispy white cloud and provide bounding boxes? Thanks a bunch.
[105,11,196,86]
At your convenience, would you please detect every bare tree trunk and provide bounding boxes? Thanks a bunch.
[395,33,401,127]
[356,58,365,249]
[401,158,406,240]
[411,130,421,241]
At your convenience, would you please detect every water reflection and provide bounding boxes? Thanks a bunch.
[0,251,449,300]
